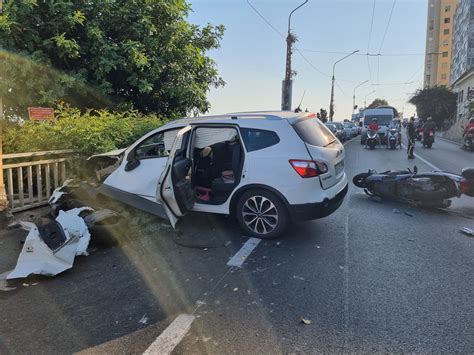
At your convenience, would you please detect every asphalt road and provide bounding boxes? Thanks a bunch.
[1,136,473,354]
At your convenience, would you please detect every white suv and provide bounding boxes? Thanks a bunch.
[99,111,348,238]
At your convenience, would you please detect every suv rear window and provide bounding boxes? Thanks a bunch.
[292,118,336,147]
[240,128,280,152]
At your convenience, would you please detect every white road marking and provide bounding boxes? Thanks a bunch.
[401,144,441,171]
[143,314,195,355]
[343,216,350,352]
[227,238,261,268]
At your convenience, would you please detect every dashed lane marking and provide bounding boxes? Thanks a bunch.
[401,143,441,171]
[227,237,261,268]
[143,314,195,355]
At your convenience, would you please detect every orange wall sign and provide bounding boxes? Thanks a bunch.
[28,107,55,121]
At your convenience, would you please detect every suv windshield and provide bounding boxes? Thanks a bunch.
[363,115,393,125]
[293,118,336,147]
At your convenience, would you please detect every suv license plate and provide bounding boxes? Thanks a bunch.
[335,160,344,176]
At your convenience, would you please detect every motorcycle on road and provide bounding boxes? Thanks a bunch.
[366,130,379,149]
[353,166,474,208]
[386,129,401,150]
[463,127,474,151]
[423,129,435,148]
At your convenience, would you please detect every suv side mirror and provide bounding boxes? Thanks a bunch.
[125,158,141,172]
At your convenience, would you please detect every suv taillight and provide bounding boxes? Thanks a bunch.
[289,160,327,178]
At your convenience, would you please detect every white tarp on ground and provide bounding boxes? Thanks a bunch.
[7,208,92,280]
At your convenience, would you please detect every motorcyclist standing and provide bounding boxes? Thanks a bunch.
[407,116,416,159]
[366,118,381,147]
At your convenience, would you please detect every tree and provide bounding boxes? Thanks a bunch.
[0,0,225,118]
[318,108,328,123]
[409,86,457,128]
[367,98,389,109]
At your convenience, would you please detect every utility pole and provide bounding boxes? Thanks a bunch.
[281,0,308,111]
[353,80,369,112]
[329,50,359,121]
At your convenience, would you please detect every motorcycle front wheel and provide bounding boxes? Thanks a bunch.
[353,173,371,188]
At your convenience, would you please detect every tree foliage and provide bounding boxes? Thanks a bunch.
[367,98,389,109]
[409,86,457,127]
[0,0,225,119]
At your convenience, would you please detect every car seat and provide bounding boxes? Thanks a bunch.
[211,140,242,198]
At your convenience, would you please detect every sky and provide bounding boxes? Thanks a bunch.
[187,0,428,119]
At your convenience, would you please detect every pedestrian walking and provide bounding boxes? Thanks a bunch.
[407,116,416,159]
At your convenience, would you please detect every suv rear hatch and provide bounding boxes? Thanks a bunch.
[291,117,345,189]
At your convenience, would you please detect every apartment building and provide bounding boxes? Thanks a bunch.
[423,0,458,88]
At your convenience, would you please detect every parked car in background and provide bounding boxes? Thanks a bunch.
[332,122,347,141]
[339,121,352,140]
[343,121,358,137]
[97,111,348,239]
[325,122,344,142]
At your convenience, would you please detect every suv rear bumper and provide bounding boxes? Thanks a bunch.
[290,183,348,221]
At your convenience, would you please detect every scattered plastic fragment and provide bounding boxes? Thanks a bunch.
[233,287,238,292]
[138,314,148,325]
[301,318,311,325]
[293,275,305,281]
[404,212,414,217]
[460,227,474,237]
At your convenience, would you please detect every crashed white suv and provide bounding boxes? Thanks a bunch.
[98,111,348,238]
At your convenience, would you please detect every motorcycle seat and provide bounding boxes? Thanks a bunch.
[461,168,474,179]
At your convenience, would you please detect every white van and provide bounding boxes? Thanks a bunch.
[360,108,394,145]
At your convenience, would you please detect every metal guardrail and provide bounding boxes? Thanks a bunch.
[2,150,75,212]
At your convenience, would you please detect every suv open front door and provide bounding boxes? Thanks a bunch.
[157,126,194,227]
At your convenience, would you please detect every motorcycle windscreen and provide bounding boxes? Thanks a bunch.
[157,126,193,228]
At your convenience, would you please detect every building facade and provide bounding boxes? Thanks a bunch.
[423,0,458,88]
[450,0,474,84]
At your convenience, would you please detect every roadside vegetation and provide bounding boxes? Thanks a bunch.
[3,105,166,156]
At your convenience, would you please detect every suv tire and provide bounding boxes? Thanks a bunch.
[236,189,288,239]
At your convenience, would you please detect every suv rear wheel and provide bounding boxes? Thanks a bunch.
[236,189,288,239]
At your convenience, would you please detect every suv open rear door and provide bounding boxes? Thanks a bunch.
[157,126,194,227]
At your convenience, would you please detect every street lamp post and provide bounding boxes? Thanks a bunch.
[281,0,308,111]
[364,90,376,108]
[353,80,368,112]
[329,50,359,121]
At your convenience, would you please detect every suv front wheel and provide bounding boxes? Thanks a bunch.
[236,189,288,239]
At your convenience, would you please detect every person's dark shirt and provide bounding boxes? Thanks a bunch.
[407,122,415,140]
[423,120,436,132]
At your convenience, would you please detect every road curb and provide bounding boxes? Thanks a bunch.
[437,135,462,146]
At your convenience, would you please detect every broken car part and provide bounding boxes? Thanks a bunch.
[7,208,92,280]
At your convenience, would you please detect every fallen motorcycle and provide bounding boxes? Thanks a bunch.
[353,166,474,208]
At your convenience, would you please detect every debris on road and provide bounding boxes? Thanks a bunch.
[6,208,92,280]
[0,271,16,292]
[301,318,311,325]
[404,212,414,217]
[460,227,474,237]
[138,314,149,325]
[292,275,305,281]
[392,209,402,214]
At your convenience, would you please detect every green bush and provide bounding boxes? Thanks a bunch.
[3,105,169,156]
